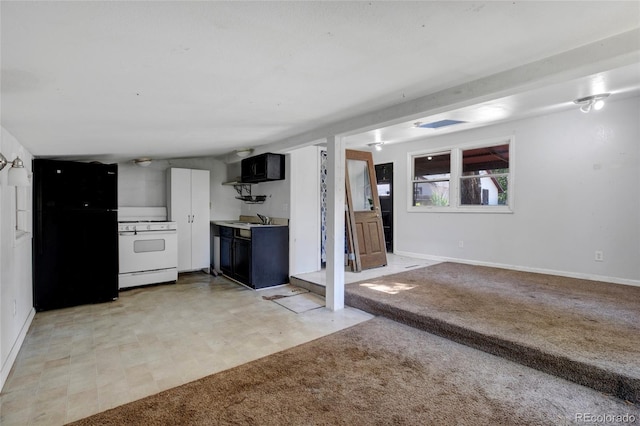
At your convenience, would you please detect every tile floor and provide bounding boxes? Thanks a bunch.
[293,253,440,286]
[0,273,373,425]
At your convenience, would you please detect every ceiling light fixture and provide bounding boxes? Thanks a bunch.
[0,153,30,186]
[574,93,610,113]
[134,158,152,167]
[368,142,384,151]
[236,148,254,158]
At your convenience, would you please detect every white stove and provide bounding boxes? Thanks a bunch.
[118,221,177,233]
[118,207,178,289]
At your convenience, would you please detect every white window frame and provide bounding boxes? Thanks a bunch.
[407,135,514,213]
[409,150,452,208]
[14,185,32,244]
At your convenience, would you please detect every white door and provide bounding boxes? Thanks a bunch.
[190,169,210,270]
[169,168,193,272]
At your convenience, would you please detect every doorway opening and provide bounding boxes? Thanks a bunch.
[375,162,393,253]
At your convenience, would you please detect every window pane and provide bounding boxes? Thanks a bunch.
[462,144,509,175]
[413,181,449,206]
[414,153,451,180]
[377,183,391,196]
[460,176,508,205]
[16,187,30,233]
[347,159,372,211]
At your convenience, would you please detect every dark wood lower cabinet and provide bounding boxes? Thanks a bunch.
[220,235,233,277]
[233,237,252,284]
[218,225,289,289]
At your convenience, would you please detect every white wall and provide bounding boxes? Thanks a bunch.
[0,127,35,391]
[288,147,322,275]
[239,155,291,219]
[118,156,241,221]
[373,96,640,285]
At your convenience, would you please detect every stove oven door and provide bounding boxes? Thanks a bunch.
[118,230,178,288]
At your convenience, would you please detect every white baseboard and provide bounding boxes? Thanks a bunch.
[1,307,36,392]
[393,250,640,288]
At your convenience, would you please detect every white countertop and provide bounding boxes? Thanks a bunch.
[211,220,287,230]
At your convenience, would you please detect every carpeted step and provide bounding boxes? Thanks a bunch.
[344,262,640,404]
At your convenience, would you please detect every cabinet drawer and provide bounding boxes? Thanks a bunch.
[219,226,233,238]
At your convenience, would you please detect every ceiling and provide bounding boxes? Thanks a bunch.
[2,2,639,163]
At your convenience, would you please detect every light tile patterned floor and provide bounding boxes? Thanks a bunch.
[0,274,373,425]
[273,293,326,313]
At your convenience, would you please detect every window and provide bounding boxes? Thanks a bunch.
[409,138,512,212]
[460,144,509,206]
[411,152,451,207]
[15,186,31,240]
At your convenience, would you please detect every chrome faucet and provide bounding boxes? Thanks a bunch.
[257,213,271,225]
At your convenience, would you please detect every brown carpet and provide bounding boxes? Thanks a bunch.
[345,262,640,403]
[68,317,637,425]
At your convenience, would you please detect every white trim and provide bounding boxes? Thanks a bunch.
[13,185,33,245]
[388,158,397,255]
[394,250,640,288]
[13,230,32,247]
[407,206,513,214]
[0,308,35,391]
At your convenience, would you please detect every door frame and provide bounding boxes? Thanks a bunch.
[375,162,393,253]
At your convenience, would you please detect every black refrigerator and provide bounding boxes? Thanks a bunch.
[33,159,119,311]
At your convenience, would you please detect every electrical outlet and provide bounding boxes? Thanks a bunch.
[458,240,464,248]
[594,250,604,262]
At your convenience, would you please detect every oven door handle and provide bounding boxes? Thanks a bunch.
[119,231,177,236]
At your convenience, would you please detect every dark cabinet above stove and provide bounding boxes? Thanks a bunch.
[241,153,285,183]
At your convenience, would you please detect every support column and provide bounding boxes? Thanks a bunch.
[325,135,345,311]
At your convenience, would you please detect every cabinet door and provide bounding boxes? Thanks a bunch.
[240,157,255,183]
[233,238,252,285]
[190,169,210,270]
[264,154,285,180]
[220,236,233,276]
[252,156,267,180]
[168,168,192,272]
